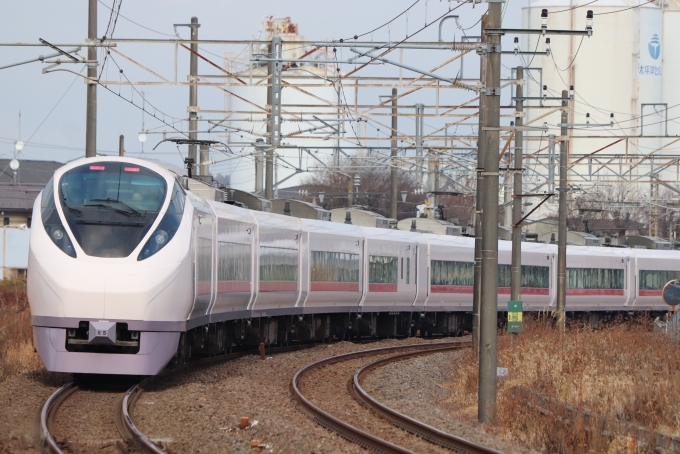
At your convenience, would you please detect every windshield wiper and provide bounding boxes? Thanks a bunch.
[88,198,144,218]
[67,206,82,217]
[83,203,135,217]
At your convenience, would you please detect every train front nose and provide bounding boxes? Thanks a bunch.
[29,158,188,375]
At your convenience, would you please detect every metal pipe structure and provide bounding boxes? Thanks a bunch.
[556,90,569,330]
[390,88,398,220]
[472,15,488,356]
[479,2,501,424]
[119,135,124,157]
[511,67,524,303]
[85,0,97,158]
[188,17,199,165]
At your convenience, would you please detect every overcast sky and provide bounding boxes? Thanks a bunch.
[0,0,525,170]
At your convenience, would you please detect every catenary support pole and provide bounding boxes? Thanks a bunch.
[85,0,97,158]
[266,37,283,200]
[255,140,264,194]
[556,90,568,330]
[390,87,398,220]
[415,103,424,186]
[472,15,488,355]
[199,144,210,176]
[188,17,199,165]
[511,67,524,303]
[118,135,124,157]
[479,2,502,424]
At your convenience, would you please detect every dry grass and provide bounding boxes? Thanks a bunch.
[446,317,680,453]
[0,279,42,381]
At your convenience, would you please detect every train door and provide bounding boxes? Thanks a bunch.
[189,211,214,321]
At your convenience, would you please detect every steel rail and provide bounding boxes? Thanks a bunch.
[351,346,501,454]
[291,341,474,454]
[121,344,317,453]
[40,381,77,453]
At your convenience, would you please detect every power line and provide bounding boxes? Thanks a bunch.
[551,35,585,72]
[551,0,599,14]
[347,0,421,40]
[594,0,654,15]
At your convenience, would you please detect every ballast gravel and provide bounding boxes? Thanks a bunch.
[362,350,539,453]
[134,337,529,453]
[0,370,69,453]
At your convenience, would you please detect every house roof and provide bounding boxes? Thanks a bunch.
[0,159,62,185]
[0,183,43,213]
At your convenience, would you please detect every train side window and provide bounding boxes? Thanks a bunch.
[218,242,251,281]
[639,270,680,290]
[401,258,404,280]
[369,255,398,284]
[567,267,624,289]
[310,251,360,282]
[260,247,298,282]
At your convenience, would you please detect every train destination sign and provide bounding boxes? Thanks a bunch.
[662,280,680,307]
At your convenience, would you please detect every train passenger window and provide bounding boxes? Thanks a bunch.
[567,268,623,289]
[401,258,404,280]
[260,247,298,281]
[310,251,359,282]
[497,264,550,288]
[639,270,680,290]
[218,243,251,281]
[430,260,474,286]
[520,265,550,288]
[406,258,410,284]
[369,256,398,284]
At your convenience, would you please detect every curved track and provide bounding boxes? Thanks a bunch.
[121,344,316,453]
[350,347,500,454]
[40,382,77,453]
[292,340,498,454]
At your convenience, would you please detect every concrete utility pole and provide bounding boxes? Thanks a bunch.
[85,0,97,158]
[556,90,569,330]
[479,2,502,424]
[472,15,489,355]
[415,103,424,186]
[390,87,398,220]
[265,37,283,200]
[255,140,264,194]
[511,67,524,303]
[118,135,124,157]
[188,17,199,165]
[199,144,210,176]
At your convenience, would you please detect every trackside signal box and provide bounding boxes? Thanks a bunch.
[508,300,523,333]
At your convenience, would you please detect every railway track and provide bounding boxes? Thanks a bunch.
[40,382,77,453]
[292,340,500,454]
[39,344,314,453]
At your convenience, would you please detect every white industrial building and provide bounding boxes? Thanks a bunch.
[520,0,680,221]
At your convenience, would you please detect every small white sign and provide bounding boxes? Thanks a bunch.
[497,367,508,377]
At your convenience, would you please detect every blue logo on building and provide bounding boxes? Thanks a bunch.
[649,34,661,60]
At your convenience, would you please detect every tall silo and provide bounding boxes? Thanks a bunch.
[223,17,356,194]
[520,0,665,204]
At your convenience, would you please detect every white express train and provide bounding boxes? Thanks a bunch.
[28,157,678,375]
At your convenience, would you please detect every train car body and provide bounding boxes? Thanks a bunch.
[27,157,676,375]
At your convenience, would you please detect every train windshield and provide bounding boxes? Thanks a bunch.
[59,162,167,258]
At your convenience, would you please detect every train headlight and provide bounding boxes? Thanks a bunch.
[138,182,185,261]
[40,180,77,258]
[154,230,168,245]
